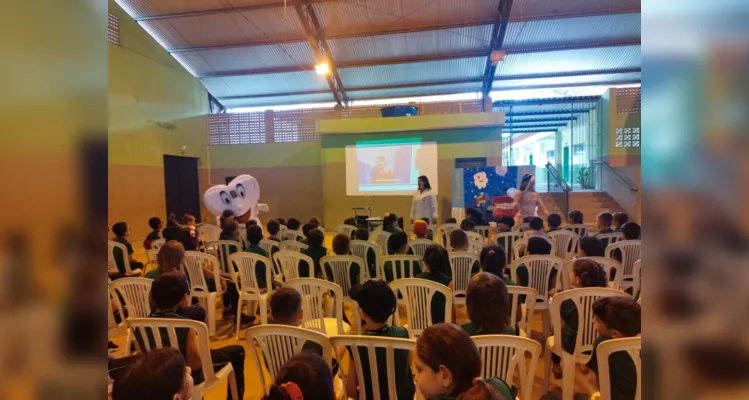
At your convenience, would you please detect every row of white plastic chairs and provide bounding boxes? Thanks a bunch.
[113,276,640,400]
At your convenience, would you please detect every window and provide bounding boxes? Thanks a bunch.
[208,113,266,145]
[108,13,120,45]
[615,127,641,148]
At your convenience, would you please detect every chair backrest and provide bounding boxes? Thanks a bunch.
[512,222,530,233]
[273,250,314,281]
[351,240,381,279]
[605,240,642,279]
[183,251,221,292]
[150,239,166,250]
[448,252,479,298]
[550,288,630,360]
[258,239,279,257]
[145,249,159,265]
[281,230,305,242]
[409,239,437,257]
[509,255,564,304]
[279,240,309,253]
[109,277,152,319]
[390,278,453,337]
[562,224,598,238]
[128,318,218,383]
[596,337,642,400]
[228,252,272,295]
[205,240,241,274]
[108,240,132,274]
[334,224,358,237]
[197,224,221,242]
[468,240,485,255]
[331,336,416,400]
[437,223,459,246]
[596,232,623,249]
[512,236,556,261]
[466,231,484,244]
[380,255,423,282]
[471,335,542,400]
[475,226,494,241]
[490,232,523,264]
[632,259,641,299]
[547,230,580,261]
[507,285,537,333]
[370,231,391,256]
[284,278,346,335]
[246,325,333,395]
[320,255,365,298]
[559,257,623,291]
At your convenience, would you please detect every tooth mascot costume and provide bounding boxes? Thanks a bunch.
[203,174,269,228]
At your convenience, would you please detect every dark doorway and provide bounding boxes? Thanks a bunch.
[163,155,201,221]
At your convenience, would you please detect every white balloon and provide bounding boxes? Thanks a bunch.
[494,166,508,176]
[506,188,518,198]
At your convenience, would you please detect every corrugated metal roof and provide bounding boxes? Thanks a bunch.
[200,70,331,97]
[116,0,282,19]
[328,25,492,63]
[504,13,640,51]
[140,6,305,49]
[314,0,499,38]
[507,115,576,123]
[346,82,482,100]
[494,100,597,114]
[339,57,485,88]
[494,71,641,90]
[219,92,335,108]
[173,42,316,76]
[495,45,641,76]
[509,0,640,21]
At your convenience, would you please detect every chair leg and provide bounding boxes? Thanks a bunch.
[259,297,268,325]
[235,297,244,340]
[206,294,216,337]
[543,346,552,394]
[124,328,133,356]
[228,370,239,400]
[541,309,551,340]
[561,353,575,400]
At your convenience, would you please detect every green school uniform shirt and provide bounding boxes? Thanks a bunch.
[244,245,269,290]
[588,336,638,400]
[430,378,513,400]
[597,228,616,248]
[560,299,578,354]
[459,321,516,336]
[301,246,328,278]
[113,237,134,274]
[384,225,403,234]
[414,272,451,324]
[383,258,422,282]
[350,325,414,400]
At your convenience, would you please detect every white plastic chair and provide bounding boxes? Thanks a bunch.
[228,252,272,339]
[595,337,642,400]
[109,278,152,354]
[145,249,159,272]
[246,325,333,396]
[197,224,221,242]
[507,285,537,337]
[512,236,556,261]
[548,230,580,261]
[605,240,641,291]
[544,287,630,400]
[282,230,305,242]
[475,226,494,242]
[448,252,479,305]
[370,231,391,256]
[128,318,239,400]
[509,255,564,338]
[331,335,416,400]
[273,250,314,281]
[108,241,143,277]
[258,239,279,257]
[390,278,453,338]
[379,255,422,282]
[436,223,459,247]
[596,232,623,249]
[150,239,166,250]
[562,224,598,238]
[632,259,641,300]
[284,278,351,336]
[512,222,530,233]
[320,255,365,298]
[350,240,381,281]
[279,240,309,253]
[205,240,241,275]
[468,240,485,255]
[466,231,484,243]
[183,251,223,336]
[491,231,524,264]
[472,335,542,400]
[334,224,358,237]
[559,257,623,291]
[409,239,437,257]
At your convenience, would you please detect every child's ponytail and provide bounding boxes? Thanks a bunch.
[264,382,304,400]
[457,378,503,400]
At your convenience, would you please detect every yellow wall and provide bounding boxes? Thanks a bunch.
[108,0,209,246]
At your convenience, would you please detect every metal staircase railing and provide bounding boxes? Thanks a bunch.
[545,162,572,217]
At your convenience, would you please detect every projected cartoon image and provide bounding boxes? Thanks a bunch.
[357,146,412,185]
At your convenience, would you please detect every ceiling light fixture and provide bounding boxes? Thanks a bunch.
[315,62,330,75]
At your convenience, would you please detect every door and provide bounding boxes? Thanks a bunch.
[163,155,201,221]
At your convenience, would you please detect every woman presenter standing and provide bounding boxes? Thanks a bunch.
[410,175,438,225]
[512,173,548,225]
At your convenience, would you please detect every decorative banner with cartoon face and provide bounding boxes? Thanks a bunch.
[203,174,268,225]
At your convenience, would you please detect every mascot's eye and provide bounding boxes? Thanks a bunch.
[236,184,246,199]
[220,191,231,205]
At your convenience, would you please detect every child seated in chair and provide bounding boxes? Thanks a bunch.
[111,222,144,275]
[588,296,641,400]
[286,218,302,235]
[415,245,453,325]
[612,212,629,232]
[413,219,434,240]
[480,245,523,322]
[460,218,476,233]
[524,217,548,238]
[383,213,402,234]
[383,231,418,281]
[245,225,270,291]
[551,259,607,379]
[266,219,282,244]
[447,229,480,278]
[219,220,241,243]
[496,216,514,233]
[442,217,458,244]
[568,209,584,225]
[343,217,358,239]
[547,213,562,233]
[300,222,318,245]
[515,236,553,289]
[346,280,414,400]
[268,287,325,357]
[611,222,641,264]
[462,272,515,336]
[112,347,194,400]
[143,217,163,250]
[354,228,378,279]
[331,233,361,284]
[596,212,615,235]
[301,229,327,279]
[140,273,246,400]
[264,353,335,400]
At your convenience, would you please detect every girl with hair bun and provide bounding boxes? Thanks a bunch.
[263,352,335,400]
[414,323,513,399]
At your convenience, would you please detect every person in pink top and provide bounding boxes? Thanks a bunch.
[512,174,548,225]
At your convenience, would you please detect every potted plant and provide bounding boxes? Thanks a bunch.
[577,166,591,189]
